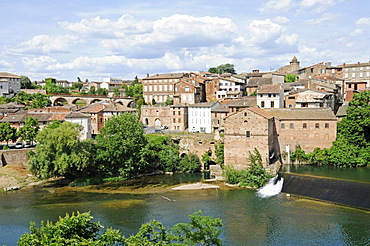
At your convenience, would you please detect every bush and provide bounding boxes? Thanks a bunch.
[177,153,201,173]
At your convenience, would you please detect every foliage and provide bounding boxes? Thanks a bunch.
[177,152,201,173]
[18,211,123,246]
[17,116,39,143]
[284,73,297,82]
[290,145,309,164]
[19,211,223,246]
[88,86,96,95]
[144,135,180,172]
[164,96,174,105]
[20,76,32,89]
[113,88,120,97]
[0,122,17,146]
[223,148,272,188]
[249,90,257,96]
[71,82,83,91]
[214,143,224,168]
[95,113,148,178]
[208,64,236,74]
[152,98,156,105]
[45,80,70,94]
[202,150,213,170]
[96,88,108,96]
[122,82,143,100]
[3,92,51,108]
[28,122,95,179]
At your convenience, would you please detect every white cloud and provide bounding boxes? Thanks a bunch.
[59,15,152,38]
[307,13,340,25]
[300,0,335,13]
[275,34,298,46]
[7,35,80,55]
[273,16,290,24]
[350,28,363,36]
[22,56,58,72]
[259,0,294,12]
[248,19,285,44]
[0,60,12,68]
[356,17,370,25]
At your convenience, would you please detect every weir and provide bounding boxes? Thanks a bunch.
[281,172,370,210]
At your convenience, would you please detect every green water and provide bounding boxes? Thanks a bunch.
[0,173,370,245]
[281,164,370,182]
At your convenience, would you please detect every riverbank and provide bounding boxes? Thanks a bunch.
[0,164,38,191]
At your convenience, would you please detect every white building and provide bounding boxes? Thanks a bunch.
[65,112,92,140]
[188,101,220,133]
[0,72,21,98]
[216,78,246,100]
[257,84,284,108]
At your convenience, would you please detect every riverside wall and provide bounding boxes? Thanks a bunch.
[0,149,31,167]
[281,172,370,210]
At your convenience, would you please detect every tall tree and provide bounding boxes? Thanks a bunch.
[95,113,148,178]
[17,116,39,144]
[0,122,17,146]
[285,73,297,82]
[20,76,32,89]
[28,122,95,179]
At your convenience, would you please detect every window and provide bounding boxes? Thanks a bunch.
[301,103,308,108]
[246,131,251,137]
[303,123,307,129]
[315,123,319,129]
[290,123,294,129]
[261,101,265,108]
[271,101,275,108]
[281,123,285,129]
[325,123,329,128]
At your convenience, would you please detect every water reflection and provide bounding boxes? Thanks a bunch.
[0,173,369,245]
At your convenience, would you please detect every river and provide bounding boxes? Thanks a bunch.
[0,172,369,245]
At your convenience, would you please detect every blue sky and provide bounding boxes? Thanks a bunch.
[1,0,369,81]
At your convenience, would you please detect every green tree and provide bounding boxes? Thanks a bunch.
[113,88,120,97]
[17,116,39,144]
[202,150,213,170]
[0,122,17,146]
[284,73,297,82]
[209,64,236,74]
[45,80,70,94]
[72,82,83,91]
[28,122,95,179]
[77,77,82,82]
[177,153,201,173]
[30,93,52,108]
[88,86,96,95]
[214,143,224,168]
[20,76,32,89]
[152,98,157,105]
[18,211,123,246]
[290,145,309,164]
[95,113,148,178]
[96,88,108,96]
[19,211,223,246]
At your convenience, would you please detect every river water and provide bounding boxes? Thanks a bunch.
[1,172,369,245]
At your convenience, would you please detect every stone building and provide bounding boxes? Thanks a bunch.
[285,89,333,109]
[224,107,337,169]
[140,104,188,131]
[257,84,284,108]
[275,56,300,75]
[0,72,21,98]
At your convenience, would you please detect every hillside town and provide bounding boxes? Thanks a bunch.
[0,57,367,172]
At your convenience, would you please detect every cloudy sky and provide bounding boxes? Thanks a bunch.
[1,0,368,81]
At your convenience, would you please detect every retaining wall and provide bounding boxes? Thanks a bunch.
[281,172,370,210]
[0,149,32,167]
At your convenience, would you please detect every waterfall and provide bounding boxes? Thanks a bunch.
[257,173,284,198]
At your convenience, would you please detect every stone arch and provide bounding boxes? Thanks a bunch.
[154,118,161,127]
[53,97,68,106]
[144,118,149,125]
[71,98,87,106]
[127,100,136,108]
[180,152,187,158]
[90,99,102,104]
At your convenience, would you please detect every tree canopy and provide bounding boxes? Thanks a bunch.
[20,76,32,89]
[95,113,148,178]
[284,73,297,82]
[18,211,223,246]
[28,122,95,179]
[208,64,236,74]
[17,116,39,143]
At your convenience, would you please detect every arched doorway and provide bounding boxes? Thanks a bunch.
[144,118,149,125]
[155,118,161,127]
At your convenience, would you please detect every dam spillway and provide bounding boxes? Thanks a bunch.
[281,172,370,210]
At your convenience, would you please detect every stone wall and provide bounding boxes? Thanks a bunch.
[0,149,32,167]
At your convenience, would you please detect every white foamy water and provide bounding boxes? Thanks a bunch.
[257,175,284,198]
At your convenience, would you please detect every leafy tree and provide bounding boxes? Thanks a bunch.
[77,77,82,82]
[208,67,218,74]
[19,211,223,246]
[0,122,17,146]
[95,113,148,178]
[18,212,123,245]
[30,93,52,108]
[72,82,83,91]
[284,73,297,82]
[45,80,70,94]
[122,83,143,100]
[28,122,95,179]
[290,145,309,164]
[20,76,32,89]
[113,88,120,97]
[152,98,156,105]
[88,86,96,95]
[223,148,272,188]
[209,64,236,74]
[96,88,108,96]
[164,96,174,105]
[202,150,213,170]
[214,143,224,168]
[177,152,201,173]
[17,116,39,144]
